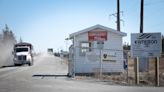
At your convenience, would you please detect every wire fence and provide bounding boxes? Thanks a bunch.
[68,47,164,86]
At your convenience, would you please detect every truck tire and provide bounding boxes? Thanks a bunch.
[28,61,34,66]
[14,64,18,66]
[14,64,20,66]
[28,63,32,66]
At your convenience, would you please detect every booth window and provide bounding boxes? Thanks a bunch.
[80,42,92,56]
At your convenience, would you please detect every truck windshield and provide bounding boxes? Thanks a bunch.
[16,48,28,52]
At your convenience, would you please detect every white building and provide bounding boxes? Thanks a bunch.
[68,24,127,76]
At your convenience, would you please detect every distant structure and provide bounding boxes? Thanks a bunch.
[47,48,53,54]
[59,50,69,58]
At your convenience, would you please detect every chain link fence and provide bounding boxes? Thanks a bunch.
[68,46,164,86]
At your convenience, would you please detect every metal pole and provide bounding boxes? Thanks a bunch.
[127,52,129,83]
[117,0,120,31]
[155,57,160,86]
[136,0,143,85]
[73,47,75,77]
[100,49,102,79]
[73,36,76,78]
[140,0,144,33]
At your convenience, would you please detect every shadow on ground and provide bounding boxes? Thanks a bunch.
[0,65,16,68]
[32,74,69,79]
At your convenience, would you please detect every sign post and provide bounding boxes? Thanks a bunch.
[88,31,107,80]
[134,57,139,85]
[131,33,161,86]
[155,57,160,86]
[100,49,102,79]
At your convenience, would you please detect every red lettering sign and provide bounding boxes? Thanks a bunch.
[88,31,107,41]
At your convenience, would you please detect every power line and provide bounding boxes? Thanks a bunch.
[109,11,125,28]
[145,0,164,6]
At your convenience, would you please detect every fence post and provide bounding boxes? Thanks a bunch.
[155,57,160,86]
[127,54,129,84]
[135,57,139,85]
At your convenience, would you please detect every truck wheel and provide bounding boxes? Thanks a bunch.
[14,64,20,66]
[28,63,32,66]
[14,64,18,66]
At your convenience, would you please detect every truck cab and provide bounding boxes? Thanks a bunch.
[13,42,33,66]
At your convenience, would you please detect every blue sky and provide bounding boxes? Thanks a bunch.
[0,0,164,52]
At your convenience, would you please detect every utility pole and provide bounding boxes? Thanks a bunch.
[140,0,144,33]
[135,0,144,85]
[117,0,120,31]
[109,0,123,31]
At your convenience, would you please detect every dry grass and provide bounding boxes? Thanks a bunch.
[127,57,164,86]
[73,57,164,86]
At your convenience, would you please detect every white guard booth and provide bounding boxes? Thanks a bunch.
[68,24,127,76]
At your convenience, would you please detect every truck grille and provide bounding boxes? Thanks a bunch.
[18,55,26,61]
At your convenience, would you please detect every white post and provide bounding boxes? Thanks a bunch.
[73,36,76,78]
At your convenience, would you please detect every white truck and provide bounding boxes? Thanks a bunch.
[13,42,33,66]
